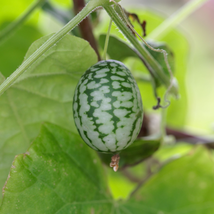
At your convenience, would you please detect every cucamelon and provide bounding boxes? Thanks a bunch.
[73,60,143,153]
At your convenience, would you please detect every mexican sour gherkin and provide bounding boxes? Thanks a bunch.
[73,60,143,153]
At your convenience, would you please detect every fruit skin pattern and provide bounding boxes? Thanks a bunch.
[73,60,143,153]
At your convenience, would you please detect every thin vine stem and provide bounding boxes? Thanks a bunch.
[103,19,112,60]
[148,0,209,40]
[0,0,46,44]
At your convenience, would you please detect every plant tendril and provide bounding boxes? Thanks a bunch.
[110,0,173,108]
[153,97,170,110]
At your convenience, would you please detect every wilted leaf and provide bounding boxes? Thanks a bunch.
[143,41,175,86]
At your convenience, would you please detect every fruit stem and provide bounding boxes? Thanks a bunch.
[110,154,120,172]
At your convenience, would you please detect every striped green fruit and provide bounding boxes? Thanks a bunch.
[73,60,143,153]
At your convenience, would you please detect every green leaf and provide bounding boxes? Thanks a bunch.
[125,146,214,213]
[2,128,213,214]
[0,122,113,213]
[98,34,138,61]
[99,136,161,169]
[0,34,97,200]
[154,142,193,161]
[0,23,43,77]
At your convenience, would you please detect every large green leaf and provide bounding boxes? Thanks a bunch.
[0,34,97,200]
[126,146,214,213]
[1,124,214,213]
[0,122,112,213]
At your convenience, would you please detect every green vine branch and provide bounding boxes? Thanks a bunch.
[0,0,118,96]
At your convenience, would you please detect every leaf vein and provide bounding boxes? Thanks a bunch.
[12,85,71,103]
[44,127,110,199]
[6,90,29,146]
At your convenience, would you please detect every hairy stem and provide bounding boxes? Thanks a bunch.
[0,0,121,96]
[148,0,209,40]
[0,0,46,44]
[73,0,101,60]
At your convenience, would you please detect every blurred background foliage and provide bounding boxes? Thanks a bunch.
[0,0,214,204]
[0,0,213,134]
